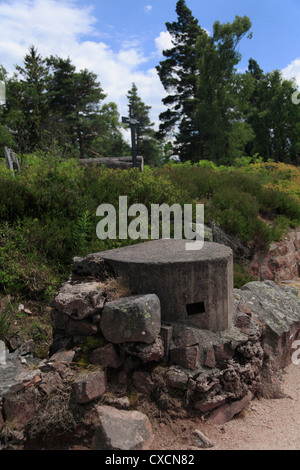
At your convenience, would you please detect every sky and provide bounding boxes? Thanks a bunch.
[0,0,300,130]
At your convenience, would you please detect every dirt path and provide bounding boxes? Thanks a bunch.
[149,362,300,451]
[202,363,300,450]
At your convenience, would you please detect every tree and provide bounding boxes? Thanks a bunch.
[0,66,15,152]
[156,0,205,161]
[126,83,163,166]
[15,46,49,150]
[246,65,300,164]
[90,102,130,158]
[1,47,49,154]
[195,15,254,164]
[46,56,106,158]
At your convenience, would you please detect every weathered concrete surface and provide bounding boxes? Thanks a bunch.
[95,239,234,332]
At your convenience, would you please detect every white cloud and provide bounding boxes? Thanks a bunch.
[282,58,300,86]
[144,5,152,14]
[0,0,166,129]
[155,31,173,55]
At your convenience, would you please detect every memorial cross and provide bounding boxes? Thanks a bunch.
[122,105,141,168]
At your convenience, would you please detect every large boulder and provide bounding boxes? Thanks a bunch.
[92,405,154,450]
[100,294,161,344]
[52,281,105,320]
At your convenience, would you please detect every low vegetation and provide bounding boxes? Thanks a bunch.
[0,154,299,308]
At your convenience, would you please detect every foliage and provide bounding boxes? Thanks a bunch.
[0,156,188,299]
[156,0,300,166]
[233,263,256,289]
[0,155,298,301]
[159,161,300,251]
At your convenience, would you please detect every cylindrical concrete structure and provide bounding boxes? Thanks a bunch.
[96,239,234,332]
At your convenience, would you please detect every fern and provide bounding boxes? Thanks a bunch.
[73,210,92,254]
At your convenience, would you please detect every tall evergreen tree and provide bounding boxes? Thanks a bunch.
[246,67,300,164]
[195,16,254,163]
[46,56,106,158]
[126,83,162,166]
[156,0,206,161]
[4,46,49,152]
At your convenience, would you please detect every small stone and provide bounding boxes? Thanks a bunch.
[3,395,38,431]
[39,371,63,395]
[208,391,253,425]
[203,347,216,368]
[169,344,200,370]
[89,343,123,368]
[166,368,188,389]
[52,281,105,320]
[49,349,76,364]
[72,371,107,404]
[191,429,214,448]
[132,371,154,395]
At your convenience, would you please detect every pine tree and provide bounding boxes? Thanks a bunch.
[126,83,162,166]
[46,56,106,158]
[195,16,253,163]
[13,46,49,151]
[156,0,206,161]
[246,68,300,164]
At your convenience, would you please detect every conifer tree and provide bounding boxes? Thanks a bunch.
[127,83,162,166]
[156,0,206,161]
[46,56,106,158]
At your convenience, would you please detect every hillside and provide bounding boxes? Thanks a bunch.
[0,158,299,352]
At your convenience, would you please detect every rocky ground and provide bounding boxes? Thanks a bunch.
[1,278,299,451]
[149,279,300,451]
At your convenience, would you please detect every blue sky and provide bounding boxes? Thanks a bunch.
[0,0,300,129]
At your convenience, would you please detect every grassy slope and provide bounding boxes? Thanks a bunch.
[0,156,299,352]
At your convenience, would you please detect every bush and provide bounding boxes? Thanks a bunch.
[0,156,299,300]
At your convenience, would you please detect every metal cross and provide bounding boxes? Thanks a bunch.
[122,105,141,168]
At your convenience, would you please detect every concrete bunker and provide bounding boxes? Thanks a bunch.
[95,239,234,332]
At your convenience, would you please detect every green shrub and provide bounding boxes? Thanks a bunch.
[233,263,256,289]
[0,156,299,301]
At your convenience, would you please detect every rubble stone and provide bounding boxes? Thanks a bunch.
[100,294,161,344]
[72,371,107,404]
[92,405,154,450]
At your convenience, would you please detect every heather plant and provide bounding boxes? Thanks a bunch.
[0,155,299,299]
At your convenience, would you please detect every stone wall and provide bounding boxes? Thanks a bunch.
[248,229,300,283]
[1,249,300,450]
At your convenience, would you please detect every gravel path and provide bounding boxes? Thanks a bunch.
[201,362,300,450]
[151,362,300,451]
